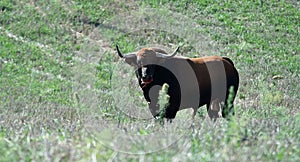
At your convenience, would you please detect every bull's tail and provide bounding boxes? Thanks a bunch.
[222,57,235,66]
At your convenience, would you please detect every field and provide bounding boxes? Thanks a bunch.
[0,0,299,161]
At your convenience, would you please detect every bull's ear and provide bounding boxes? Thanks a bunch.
[124,55,137,67]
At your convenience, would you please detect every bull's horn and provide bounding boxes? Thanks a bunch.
[116,45,136,58]
[116,44,124,58]
[156,47,179,58]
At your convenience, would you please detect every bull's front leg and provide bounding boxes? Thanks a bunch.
[148,101,160,118]
[143,85,161,118]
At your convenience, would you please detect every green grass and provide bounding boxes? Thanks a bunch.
[0,0,299,161]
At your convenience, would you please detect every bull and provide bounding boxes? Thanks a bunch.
[116,45,239,120]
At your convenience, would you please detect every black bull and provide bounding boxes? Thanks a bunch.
[116,45,239,119]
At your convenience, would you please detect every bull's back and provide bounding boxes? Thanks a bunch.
[188,56,239,105]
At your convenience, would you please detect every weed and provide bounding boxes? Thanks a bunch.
[157,83,170,124]
[0,0,299,161]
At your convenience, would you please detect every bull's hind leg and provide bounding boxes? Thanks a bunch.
[207,99,223,119]
[192,107,198,120]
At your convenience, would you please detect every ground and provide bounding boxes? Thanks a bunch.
[0,0,299,161]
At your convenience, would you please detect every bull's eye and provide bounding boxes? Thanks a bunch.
[137,60,142,67]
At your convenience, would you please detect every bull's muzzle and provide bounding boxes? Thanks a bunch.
[141,67,154,85]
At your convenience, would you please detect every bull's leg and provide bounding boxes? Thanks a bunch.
[166,118,173,123]
[192,107,198,120]
[189,107,199,130]
[148,102,160,118]
[207,99,223,119]
[164,105,178,119]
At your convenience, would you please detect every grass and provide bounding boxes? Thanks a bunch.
[0,0,299,161]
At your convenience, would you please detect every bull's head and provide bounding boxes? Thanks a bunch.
[116,45,179,87]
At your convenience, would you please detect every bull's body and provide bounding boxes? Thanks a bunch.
[116,46,239,119]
